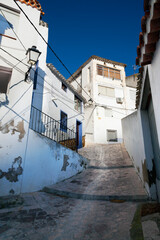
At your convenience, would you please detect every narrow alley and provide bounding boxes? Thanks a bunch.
[0,144,148,240]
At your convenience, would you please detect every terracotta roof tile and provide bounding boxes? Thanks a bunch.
[16,0,44,15]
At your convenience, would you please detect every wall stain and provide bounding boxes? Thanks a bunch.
[0,120,25,142]
[79,158,87,168]
[70,163,77,170]
[142,159,156,187]
[61,155,69,171]
[0,156,23,182]
[142,159,149,185]
[12,121,26,142]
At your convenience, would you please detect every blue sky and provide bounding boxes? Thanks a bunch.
[40,0,144,78]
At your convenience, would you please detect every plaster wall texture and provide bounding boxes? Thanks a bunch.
[0,0,43,197]
[125,86,136,114]
[122,0,160,201]
[122,111,157,199]
[148,40,160,146]
[0,1,87,196]
[122,111,150,195]
[21,129,88,193]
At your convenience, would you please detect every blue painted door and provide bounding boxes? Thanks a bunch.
[76,121,82,149]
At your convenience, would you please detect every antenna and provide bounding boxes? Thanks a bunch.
[132,65,138,74]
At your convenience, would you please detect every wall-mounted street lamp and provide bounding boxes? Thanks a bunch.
[24,46,41,82]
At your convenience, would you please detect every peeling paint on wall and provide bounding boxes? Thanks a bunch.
[0,156,23,182]
[78,158,87,168]
[0,120,26,142]
[142,159,156,187]
[70,163,77,170]
[12,121,26,142]
[61,155,69,171]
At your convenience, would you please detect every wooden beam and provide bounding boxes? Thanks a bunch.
[0,34,16,40]
[147,31,159,44]
[145,43,156,54]
[150,18,160,32]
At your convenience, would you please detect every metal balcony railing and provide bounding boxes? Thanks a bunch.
[30,106,77,150]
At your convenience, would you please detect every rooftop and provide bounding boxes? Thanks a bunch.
[16,0,44,15]
[47,63,87,103]
[67,55,127,83]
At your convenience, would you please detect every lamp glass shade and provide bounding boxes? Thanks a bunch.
[26,46,41,65]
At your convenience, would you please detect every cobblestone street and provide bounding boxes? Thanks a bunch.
[0,144,148,240]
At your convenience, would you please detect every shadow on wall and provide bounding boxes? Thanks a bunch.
[0,14,13,44]
[0,66,46,138]
[30,66,46,133]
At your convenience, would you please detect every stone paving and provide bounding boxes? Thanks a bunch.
[0,144,148,240]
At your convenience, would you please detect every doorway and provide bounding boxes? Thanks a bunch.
[76,120,82,149]
[141,70,160,200]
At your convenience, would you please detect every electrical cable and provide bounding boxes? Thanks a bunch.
[1,47,135,112]
[13,0,94,103]
[0,47,79,108]
[0,48,85,119]
[0,47,29,68]
[36,81,85,116]
[0,54,26,75]
[0,47,81,105]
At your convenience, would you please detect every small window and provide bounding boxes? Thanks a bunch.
[62,82,67,92]
[98,86,115,97]
[0,66,12,94]
[107,129,117,142]
[74,95,82,112]
[88,67,91,83]
[60,111,67,132]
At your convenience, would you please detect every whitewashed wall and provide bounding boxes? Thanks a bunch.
[122,111,157,199]
[0,0,44,196]
[75,58,128,144]
[43,66,85,136]
[122,0,160,201]
[21,129,88,194]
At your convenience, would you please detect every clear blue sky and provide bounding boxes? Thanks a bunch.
[40,0,144,78]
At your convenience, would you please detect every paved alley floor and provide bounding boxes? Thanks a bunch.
[0,144,148,240]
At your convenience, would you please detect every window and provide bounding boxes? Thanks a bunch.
[88,67,91,83]
[107,130,117,142]
[98,86,115,97]
[62,82,67,92]
[97,65,121,80]
[60,111,67,132]
[74,95,82,112]
[130,89,136,100]
[0,66,12,94]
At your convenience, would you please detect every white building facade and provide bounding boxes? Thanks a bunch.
[122,0,160,201]
[0,0,87,197]
[68,56,136,144]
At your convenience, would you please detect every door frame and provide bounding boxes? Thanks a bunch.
[76,120,82,149]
